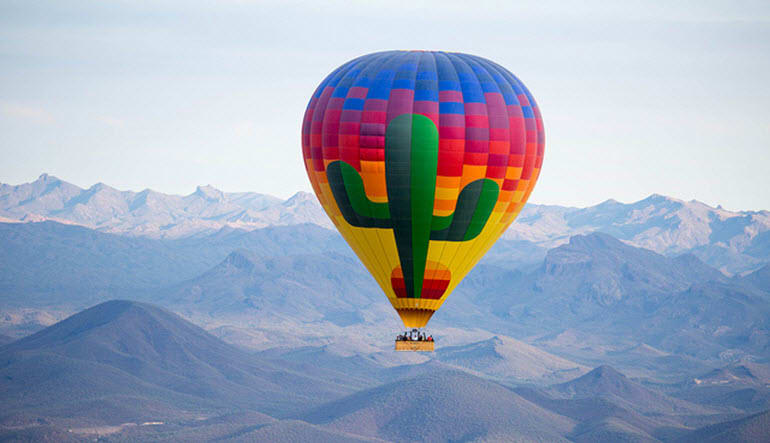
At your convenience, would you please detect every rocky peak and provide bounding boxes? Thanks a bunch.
[89,182,112,192]
[283,191,316,206]
[194,185,226,202]
[588,365,625,380]
[36,173,59,183]
[224,249,258,271]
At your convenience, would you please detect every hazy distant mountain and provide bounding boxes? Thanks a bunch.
[0,220,350,308]
[435,335,587,384]
[0,174,331,238]
[693,363,770,388]
[514,387,683,442]
[674,363,770,413]
[0,333,13,346]
[253,333,587,388]
[550,365,711,416]
[470,233,770,361]
[3,174,769,273]
[600,343,716,382]
[533,232,725,307]
[301,370,576,442]
[511,365,738,442]
[506,194,770,274]
[0,300,368,429]
[165,249,381,324]
[740,264,770,291]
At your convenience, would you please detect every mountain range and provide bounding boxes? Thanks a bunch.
[1,217,768,368]
[0,173,332,238]
[0,220,349,308]
[2,174,770,440]
[2,174,770,273]
[435,232,770,367]
[2,300,767,441]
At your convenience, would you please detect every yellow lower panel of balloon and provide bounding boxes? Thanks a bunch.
[395,340,435,352]
[308,165,540,329]
[328,207,515,327]
[393,308,436,328]
[389,298,444,310]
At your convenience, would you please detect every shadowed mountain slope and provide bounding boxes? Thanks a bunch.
[165,248,380,322]
[217,420,386,443]
[549,366,712,416]
[469,233,770,360]
[693,363,770,388]
[301,370,576,442]
[678,409,770,443]
[740,264,770,290]
[673,363,770,413]
[515,366,739,442]
[474,232,727,324]
[0,300,368,427]
[0,333,13,346]
[0,220,349,308]
[531,233,725,307]
[104,416,385,443]
[514,388,681,442]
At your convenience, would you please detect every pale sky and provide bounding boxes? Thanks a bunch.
[1,0,769,211]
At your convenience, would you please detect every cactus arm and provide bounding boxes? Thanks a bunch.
[430,178,499,241]
[339,160,391,220]
[326,160,392,228]
[462,179,499,240]
[430,211,453,233]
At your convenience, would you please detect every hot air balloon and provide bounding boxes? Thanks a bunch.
[301,51,544,350]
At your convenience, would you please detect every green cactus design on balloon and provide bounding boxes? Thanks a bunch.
[326,113,500,299]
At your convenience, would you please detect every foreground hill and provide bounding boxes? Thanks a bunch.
[0,300,369,429]
[301,370,576,442]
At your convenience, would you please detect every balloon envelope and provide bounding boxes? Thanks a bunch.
[301,51,544,328]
